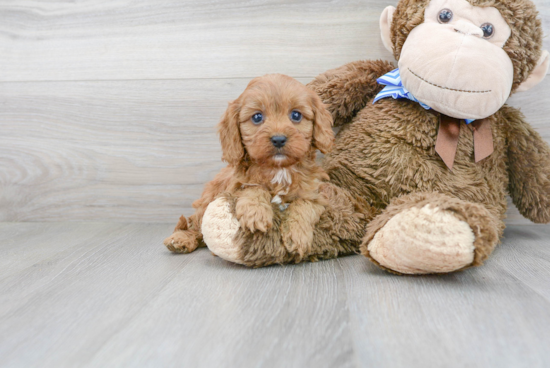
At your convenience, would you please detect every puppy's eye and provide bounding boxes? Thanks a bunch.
[438,8,453,23]
[290,110,302,123]
[251,112,264,125]
[480,23,494,38]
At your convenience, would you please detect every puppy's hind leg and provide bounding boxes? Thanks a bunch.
[164,215,201,253]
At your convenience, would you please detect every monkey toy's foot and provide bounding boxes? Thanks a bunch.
[360,193,503,275]
[201,195,244,264]
[201,193,288,266]
[202,184,374,267]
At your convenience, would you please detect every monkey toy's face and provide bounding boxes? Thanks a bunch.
[400,0,512,119]
[380,0,549,120]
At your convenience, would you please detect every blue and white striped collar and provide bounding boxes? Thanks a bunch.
[373,68,475,124]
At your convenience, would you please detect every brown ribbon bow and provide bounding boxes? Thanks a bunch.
[434,115,494,170]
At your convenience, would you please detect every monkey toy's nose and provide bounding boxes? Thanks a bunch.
[453,20,483,37]
[271,135,287,148]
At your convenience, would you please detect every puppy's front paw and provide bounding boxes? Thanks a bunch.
[281,199,325,258]
[163,230,199,253]
[282,220,314,258]
[235,201,273,233]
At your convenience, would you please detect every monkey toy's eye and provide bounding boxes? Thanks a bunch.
[438,8,453,23]
[251,112,264,125]
[480,23,494,38]
[290,110,302,123]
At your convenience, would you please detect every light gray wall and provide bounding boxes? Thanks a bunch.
[0,0,548,223]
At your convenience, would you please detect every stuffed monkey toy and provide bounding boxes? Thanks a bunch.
[196,0,550,273]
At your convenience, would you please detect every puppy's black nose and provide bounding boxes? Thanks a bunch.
[271,135,287,148]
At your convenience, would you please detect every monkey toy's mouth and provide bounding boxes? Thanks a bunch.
[408,68,491,94]
[395,6,515,120]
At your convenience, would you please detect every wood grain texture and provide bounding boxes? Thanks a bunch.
[1,77,549,223]
[0,0,549,223]
[340,227,550,368]
[0,0,548,82]
[0,222,548,367]
[0,78,307,222]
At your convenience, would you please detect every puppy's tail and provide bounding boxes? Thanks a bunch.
[173,215,189,232]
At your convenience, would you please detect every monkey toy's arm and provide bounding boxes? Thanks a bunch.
[307,59,395,127]
[502,106,550,223]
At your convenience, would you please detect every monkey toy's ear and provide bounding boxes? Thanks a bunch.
[516,50,550,93]
[380,6,396,55]
[217,100,245,165]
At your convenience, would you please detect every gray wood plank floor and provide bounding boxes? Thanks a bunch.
[0,222,549,368]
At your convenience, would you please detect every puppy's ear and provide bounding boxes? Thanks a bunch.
[217,99,244,164]
[311,93,334,154]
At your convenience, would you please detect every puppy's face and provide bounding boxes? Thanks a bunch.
[218,74,333,167]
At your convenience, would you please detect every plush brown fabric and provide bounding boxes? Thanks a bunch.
[307,60,396,127]
[391,0,544,92]
[502,106,550,223]
[196,0,549,273]
[316,60,549,272]
[219,57,549,270]
[322,68,509,219]
[361,192,502,275]
[226,182,378,267]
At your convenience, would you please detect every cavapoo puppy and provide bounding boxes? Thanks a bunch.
[164,74,334,257]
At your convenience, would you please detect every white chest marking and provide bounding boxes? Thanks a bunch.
[271,168,292,210]
[271,168,292,186]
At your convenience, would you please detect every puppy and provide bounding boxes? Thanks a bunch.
[164,74,334,257]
